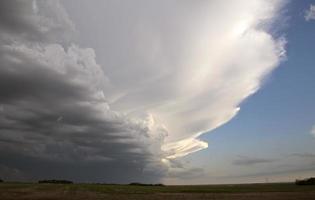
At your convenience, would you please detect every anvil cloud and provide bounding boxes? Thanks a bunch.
[0,0,285,182]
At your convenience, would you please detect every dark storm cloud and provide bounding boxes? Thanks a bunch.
[0,1,38,34]
[0,46,164,182]
[0,0,74,43]
[0,0,165,183]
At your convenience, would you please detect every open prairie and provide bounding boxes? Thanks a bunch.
[1,182,315,200]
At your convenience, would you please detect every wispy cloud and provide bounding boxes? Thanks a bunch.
[233,156,276,166]
[287,153,315,170]
[305,4,315,21]
[291,153,315,158]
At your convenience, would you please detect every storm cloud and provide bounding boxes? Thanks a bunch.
[0,0,166,183]
[0,0,286,182]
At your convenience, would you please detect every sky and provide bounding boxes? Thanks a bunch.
[0,0,314,184]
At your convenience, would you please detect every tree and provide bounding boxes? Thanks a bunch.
[296,177,315,185]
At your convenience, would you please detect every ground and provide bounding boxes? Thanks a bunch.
[1,182,315,200]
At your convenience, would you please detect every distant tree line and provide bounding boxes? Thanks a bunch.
[0,178,3,183]
[38,179,73,184]
[295,177,315,185]
[129,182,165,186]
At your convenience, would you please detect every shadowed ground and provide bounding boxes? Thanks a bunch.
[1,182,315,200]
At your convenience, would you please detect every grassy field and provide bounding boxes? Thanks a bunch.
[1,182,315,200]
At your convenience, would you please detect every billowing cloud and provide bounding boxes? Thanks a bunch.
[0,43,167,182]
[0,0,286,182]
[0,0,167,183]
[0,0,74,43]
[305,4,315,21]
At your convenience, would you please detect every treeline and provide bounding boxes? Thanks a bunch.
[38,179,73,184]
[0,177,165,186]
[295,177,315,185]
[36,180,164,186]
[129,182,165,186]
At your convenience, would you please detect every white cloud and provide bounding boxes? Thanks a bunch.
[71,0,286,159]
[305,4,315,21]
[311,125,315,137]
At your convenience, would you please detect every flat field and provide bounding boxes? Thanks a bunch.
[1,182,315,200]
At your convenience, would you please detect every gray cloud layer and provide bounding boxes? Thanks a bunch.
[0,0,166,183]
[0,44,165,182]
